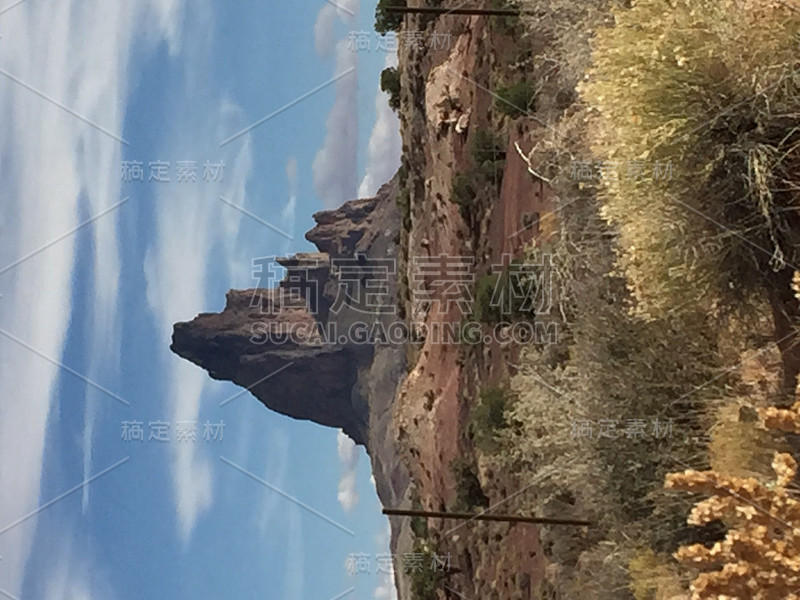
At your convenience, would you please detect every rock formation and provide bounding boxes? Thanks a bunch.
[170,175,411,516]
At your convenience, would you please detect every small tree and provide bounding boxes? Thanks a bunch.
[494,80,537,118]
[380,67,401,111]
[375,0,405,34]
[451,173,478,221]
[470,387,512,453]
[451,456,490,510]
[408,538,445,599]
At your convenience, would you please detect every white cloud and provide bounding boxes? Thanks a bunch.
[144,0,184,54]
[143,103,254,542]
[43,532,117,600]
[281,157,298,254]
[314,0,360,58]
[312,40,359,209]
[373,522,398,600]
[286,156,299,191]
[256,429,290,533]
[143,9,254,542]
[0,1,184,596]
[283,505,305,599]
[313,4,338,58]
[336,430,360,512]
[81,397,96,515]
[358,52,402,198]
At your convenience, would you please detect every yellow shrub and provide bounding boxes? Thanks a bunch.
[580,0,800,321]
[667,400,800,598]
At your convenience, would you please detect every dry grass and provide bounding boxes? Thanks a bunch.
[580,0,800,321]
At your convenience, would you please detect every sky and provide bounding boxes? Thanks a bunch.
[0,1,401,599]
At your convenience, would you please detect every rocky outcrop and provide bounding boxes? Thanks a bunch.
[170,175,411,514]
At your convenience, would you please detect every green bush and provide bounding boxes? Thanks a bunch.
[473,273,501,324]
[490,0,524,36]
[375,0,405,34]
[458,319,482,346]
[470,387,512,454]
[472,265,540,325]
[495,80,537,117]
[470,128,506,161]
[408,538,445,600]
[470,128,506,184]
[451,456,489,511]
[449,129,507,222]
[380,67,401,111]
[450,173,478,221]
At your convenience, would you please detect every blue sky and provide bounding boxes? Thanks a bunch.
[0,1,401,599]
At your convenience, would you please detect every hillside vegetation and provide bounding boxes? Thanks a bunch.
[471,0,800,598]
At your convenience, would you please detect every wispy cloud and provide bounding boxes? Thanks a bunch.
[144,125,253,542]
[312,40,359,209]
[80,398,96,515]
[0,1,184,595]
[314,4,338,58]
[358,52,401,198]
[373,522,397,600]
[281,157,299,254]
[256,429,290,533]
[143,3,254,543]
[336,430,360,512]
[283,504,305,599]
[314,0,361,59]
[42,531,117,600]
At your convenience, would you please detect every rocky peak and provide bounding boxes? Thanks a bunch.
[169,177,409,504]
[306,197,379,257]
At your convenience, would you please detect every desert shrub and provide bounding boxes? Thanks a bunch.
[407,538,445,600]
[486,188,731,597]
[450,129,507,224]
[666,394,800,598]
[470,128,505,161]
[375,0,405,34]
[489,0,524,37]
[450,456,489,511]
[580,0,800,387]
[396,162,411,229]
[472,273,501,324]
[517,0,613,122]
[397,184,411,231]
[470,387,513,453]
[450,173,478,221]
[380,66,401,111]
[470,128,506,185]
[471,262,548,325]
[495,80,538,117]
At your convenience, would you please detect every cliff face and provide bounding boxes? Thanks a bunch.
[170,176,411,515]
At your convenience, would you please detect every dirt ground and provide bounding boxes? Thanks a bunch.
[391,8,558,599]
